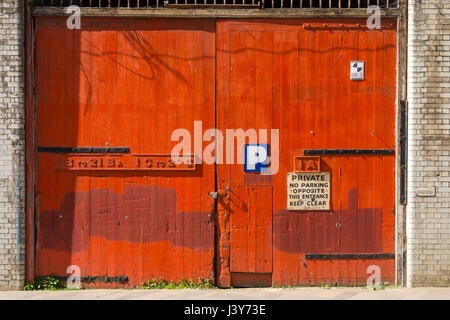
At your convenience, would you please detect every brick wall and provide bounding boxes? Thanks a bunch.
[407,0,450,287]
[0,0,25,290]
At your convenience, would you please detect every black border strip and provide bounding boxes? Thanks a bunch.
[36,275,129,284]
[400,100,408,204]
[303,149,394,155]
[37,147,130,153]
[305,253,395,260]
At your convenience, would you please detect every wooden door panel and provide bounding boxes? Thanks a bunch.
[34,18,216,287]
[230,185,273,273]
[216,19,397,287]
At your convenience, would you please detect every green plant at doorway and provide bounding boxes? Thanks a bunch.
[24,275,67,291]
[141,277,215,289]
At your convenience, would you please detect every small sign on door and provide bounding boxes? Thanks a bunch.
[287,172,330,210]
[350,61,364,80]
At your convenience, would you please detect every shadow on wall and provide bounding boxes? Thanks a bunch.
[39,184,214,253]
[274,189,384,254]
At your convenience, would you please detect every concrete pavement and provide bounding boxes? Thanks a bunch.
[0,287,449,300]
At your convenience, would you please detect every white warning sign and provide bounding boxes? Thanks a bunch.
[287,172,330,210]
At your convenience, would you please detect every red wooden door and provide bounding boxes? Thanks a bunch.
[32,17,397,288]
[34,18,216,287]
[230,185,273,276]
[216,19,397,287]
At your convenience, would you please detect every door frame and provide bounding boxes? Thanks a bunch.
[25,6,405,285]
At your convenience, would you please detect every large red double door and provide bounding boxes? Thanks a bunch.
[33,17,396,287]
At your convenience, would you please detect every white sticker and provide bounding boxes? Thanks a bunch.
[350,61,364,80]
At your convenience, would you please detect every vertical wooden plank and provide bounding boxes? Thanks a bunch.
[248,186,256,273]
[158,27,169,279]
[272,29,284,285]
[35,22,51,277]
[106,29,116,287]
[382,26,397,256]
[216,19,231,287]
[338,27,359,252]
[246,29,257,274]
[200,19,216,282]
[173,27,185,282]
[371,28,385,255]
[113,29,126,283]
[191,23,202,280]
[255,186,273,273]
[284,30,300,285]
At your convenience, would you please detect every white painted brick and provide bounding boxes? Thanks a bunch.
[0,0,25,291]
[407,0,450,287]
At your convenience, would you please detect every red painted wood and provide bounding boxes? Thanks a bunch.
[32,17,397,288]
[230,272,272,288]
[230,185,272,274]
[216,19,397,287]
[34,18,216,288]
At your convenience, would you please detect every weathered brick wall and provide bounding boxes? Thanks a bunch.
[0,0,25,290]
[407,0,450,287]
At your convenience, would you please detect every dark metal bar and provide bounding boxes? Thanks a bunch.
[305,253,395,260]
[37,147,130,153]
[400,100,408,205]
[303,149,395,155]
[37,275,129,284]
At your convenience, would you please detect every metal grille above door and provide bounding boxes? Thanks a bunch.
[32,0,398,9]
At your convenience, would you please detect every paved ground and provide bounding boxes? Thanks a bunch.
[0,287,449,300]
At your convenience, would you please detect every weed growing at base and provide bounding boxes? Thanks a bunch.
[141,277,215,289]
[24,275,66,291]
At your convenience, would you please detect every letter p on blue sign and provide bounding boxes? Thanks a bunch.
[244,144,269,173]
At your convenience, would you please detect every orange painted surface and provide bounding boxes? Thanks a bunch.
[35,18,216,287]
[216,19,397,287]
[33,17,397,288]
[230,185,272,274]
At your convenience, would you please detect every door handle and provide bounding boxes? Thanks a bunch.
[209,186,230,200]
[208,192,218,200]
